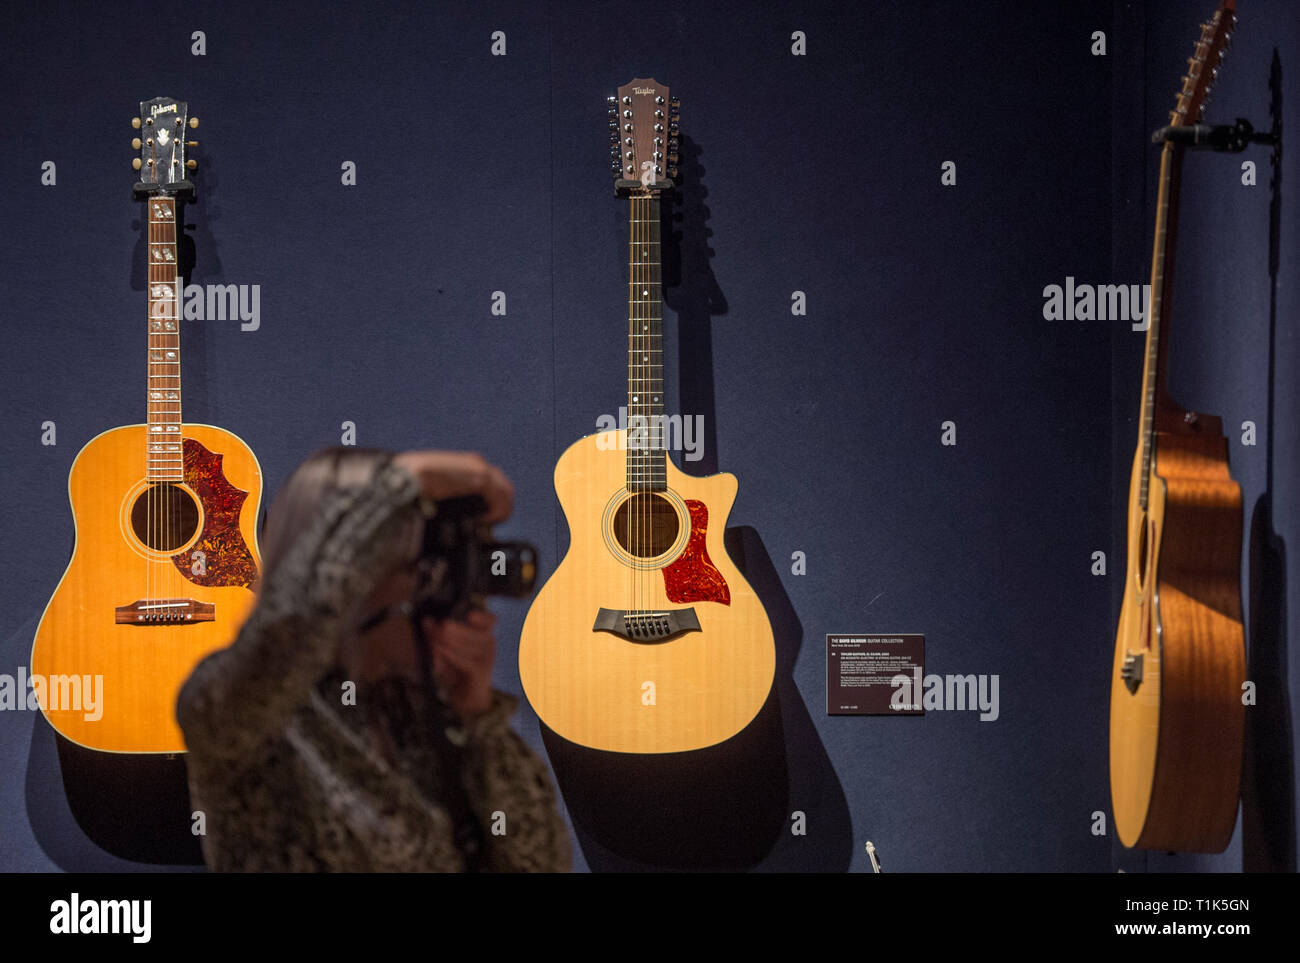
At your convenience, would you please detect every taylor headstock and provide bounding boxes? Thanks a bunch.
[1169,0,1236,127]
[609,77,679,196]
[131,96,198,198]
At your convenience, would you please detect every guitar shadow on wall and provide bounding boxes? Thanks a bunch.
[540,136,851,871]
[23,183,226,869]
[1242,49,1295,873]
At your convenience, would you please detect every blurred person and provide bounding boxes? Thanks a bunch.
[177,447,570,872]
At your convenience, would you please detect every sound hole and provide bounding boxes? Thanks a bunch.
[130,483,200,552]
[1135,513,1149,587]
[613,493,680,558]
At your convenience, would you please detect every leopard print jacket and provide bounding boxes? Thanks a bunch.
[176,460,570,872]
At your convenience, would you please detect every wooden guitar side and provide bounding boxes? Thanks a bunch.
[31,423,262,754]
[519,429,775,754]
[1110,424,1245,851]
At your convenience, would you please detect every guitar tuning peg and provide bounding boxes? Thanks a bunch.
[669,97,680,109]
[667,166,678,180]
[132,137,142,150]
[132,158,142,170]
[131,117,141,129]
[187,140,198,147]
[186,159,197,170]
[189,117,199,129]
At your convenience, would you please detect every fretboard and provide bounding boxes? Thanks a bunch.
[1137,143,1183,511]
[146,196,183,481]
[627,194,665,492]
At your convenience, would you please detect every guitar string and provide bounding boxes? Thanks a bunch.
[627,194,634,615]
[638,191,644,616]
[633,193,638,615]
[644,193,655,616]
[149,202,156,617]
[637,193,645,616]
[637,193,647,615]
[642,192,648,611]
[165,197,171,613]
[643,191,649,614]
[633,193,641,616]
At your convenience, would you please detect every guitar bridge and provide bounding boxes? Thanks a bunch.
[593,607,700,644]
[115,598,215,625]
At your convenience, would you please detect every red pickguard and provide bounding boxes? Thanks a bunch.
[170,438,257,587]
[662,499,730,605]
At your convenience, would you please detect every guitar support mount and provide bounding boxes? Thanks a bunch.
[133,179,196,201]
[1151,117,1278,153]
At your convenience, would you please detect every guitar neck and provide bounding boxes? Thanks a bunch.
[627,194,666,492]
[1137,142,1184,510]
[146,195,183,481]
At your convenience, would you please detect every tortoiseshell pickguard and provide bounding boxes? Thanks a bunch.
[662,499,730,605]
[170,438,257,587]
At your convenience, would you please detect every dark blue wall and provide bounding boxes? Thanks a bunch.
[0,0,1294,872]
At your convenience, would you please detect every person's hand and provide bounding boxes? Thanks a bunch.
[427,608,496,720]
[391,451,514,523]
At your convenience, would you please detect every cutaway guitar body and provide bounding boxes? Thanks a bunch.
[519,429,774,754]
[1107,4,1244,851]
[32,424,261,753]
[1110,419,1245,851]
[520,78,774,753]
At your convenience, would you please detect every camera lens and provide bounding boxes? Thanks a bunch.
[480,541,538,598]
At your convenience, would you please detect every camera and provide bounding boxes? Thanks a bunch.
[412,495,538,619]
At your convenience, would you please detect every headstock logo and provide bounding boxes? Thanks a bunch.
[633,87,655,95]
[150,103,178,117]
[639,160,657,188]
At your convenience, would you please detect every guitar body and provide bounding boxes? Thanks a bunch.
[1109,418,1246,851]
[32,423,261,754]
[519,429,775,753]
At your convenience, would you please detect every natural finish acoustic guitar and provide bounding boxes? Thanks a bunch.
[519,79,775,753]
[1109,2,1246,852]
[31,97,261,754]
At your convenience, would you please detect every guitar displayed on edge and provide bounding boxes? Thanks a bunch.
[1109,2,1246,852]
[519,78,776,753]
[31,97,262,754]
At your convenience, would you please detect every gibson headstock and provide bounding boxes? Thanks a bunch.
[609,77,679,196]
[1169,0,1236,127]
[131,96,198,198]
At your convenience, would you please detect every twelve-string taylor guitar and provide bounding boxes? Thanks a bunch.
[519,79,775,754]
[1109,2,1246,852]
[31,97,262,754]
